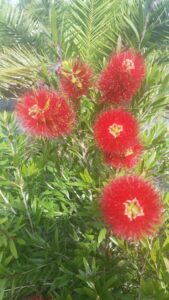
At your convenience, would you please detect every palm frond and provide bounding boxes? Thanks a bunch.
[146,0,169,48]
[116,0,169,51]
[67,0,122,68]
[15,0,75,60]
[0,5,41,49]
[0,47,44,98]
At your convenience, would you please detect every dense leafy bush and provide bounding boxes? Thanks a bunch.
[0,0,169,299]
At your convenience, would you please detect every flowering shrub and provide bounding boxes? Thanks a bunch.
[93,109,139,153]
[16,50,161,243]
[0,1,169,299]
[98,50,145,104]
[59,60,93,101]
[101,176,162,240]
[16,89,75,138]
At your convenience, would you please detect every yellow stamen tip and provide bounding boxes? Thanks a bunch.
[125,148,134,157]
[109,123,123,138]
[124,198,144,221]
[122,59,135,72]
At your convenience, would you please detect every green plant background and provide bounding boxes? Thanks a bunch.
[0,0,169,299]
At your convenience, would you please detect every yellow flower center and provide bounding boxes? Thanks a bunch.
[43,98,51,110]
[28,99,51,119]
[28,104,41,119]
[70,75,82,89]
[125,148,134,157]
[109,123,123,138]
[124,198,144,221]
[62,61,82,89]
[122,59,135,72]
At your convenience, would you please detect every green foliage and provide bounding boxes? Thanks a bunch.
[0,0,168,299]
[0,47,45,98]
[0,0,168,98]
[117,0,169,51]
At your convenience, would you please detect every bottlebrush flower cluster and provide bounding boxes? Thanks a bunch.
[59,59,93,101]
[94,50,145,170]
[15,49,163,241]
[94,109,139,153]
[16,89,75,138]
[97,49,145,104]
[93,49,162,240]
[93,108,143,169]
[101,176,162,240]
[16,59,93,138]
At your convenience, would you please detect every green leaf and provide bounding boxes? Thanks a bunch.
[116,35,122,53]
[80,168,93,184]
[123,15,140,43]
[83,257,91,273]
[140,278,154,295]
[16,238,26,245]
[9,239,18,259]
[0,279,6,300]
[0,46,43,97]
[163,257,169,273]
[97,228,107,246]
[50,2,57,43]
[0,217,7,225]
[109,236,119,246]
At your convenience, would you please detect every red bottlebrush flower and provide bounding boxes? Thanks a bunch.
[16,89,75,138]
[101,176,162,240]
[94,109,139,153]
[98,49,145,104]
[59,60,93,101]
[104,142,143,169]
